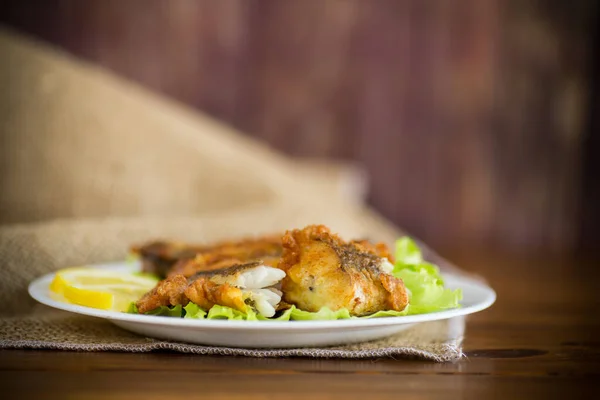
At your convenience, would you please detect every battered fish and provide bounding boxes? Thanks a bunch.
[135,260,285,317]
[168,236,282,278]
[134,274,189,314]
[279,225,408,316]
[131,241,204,278]
[132,235,283,278]
[186,261,285,317]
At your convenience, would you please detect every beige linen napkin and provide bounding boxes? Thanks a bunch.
[0,205,465,362]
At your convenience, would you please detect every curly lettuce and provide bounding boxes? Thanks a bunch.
[127,302,410,320]
[183,302,207,319]
[392,237,462,314]
[127,302,183,317]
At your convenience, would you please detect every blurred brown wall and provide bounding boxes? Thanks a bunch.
[1,0,597,252]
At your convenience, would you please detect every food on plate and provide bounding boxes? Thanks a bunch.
[131,235,283,279]
[135,259,286,318]
[50,224,462,321]
[186,261,286,317]
[130,241,206,278]
[349,239,395,262]
[49,267,158,311]
[168,236,282,278]
[133,225,461,320]
[134,274,189,314]
[279,225,408,316]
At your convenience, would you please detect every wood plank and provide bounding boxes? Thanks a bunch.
[1,370,597,400]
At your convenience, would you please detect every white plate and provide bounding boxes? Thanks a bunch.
[28,262,495,348]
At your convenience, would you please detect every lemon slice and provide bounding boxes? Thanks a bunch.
[50,267,159,311]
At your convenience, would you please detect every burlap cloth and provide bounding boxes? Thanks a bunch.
[0,28,465,362]
[0,205,465,362]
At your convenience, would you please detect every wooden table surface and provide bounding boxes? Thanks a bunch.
[1,251,598,399]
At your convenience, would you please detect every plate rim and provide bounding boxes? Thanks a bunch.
[28,261,496,331]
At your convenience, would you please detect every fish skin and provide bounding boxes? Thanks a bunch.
[131,235,283,279]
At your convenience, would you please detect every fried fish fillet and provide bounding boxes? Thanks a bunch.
[186,261,285,317]
[279,225,408,316]
[167,236,282,278]
[132,235,283,278]
[134,274,189,314]
[131,241,205,279]
[350,239,395,263]
[135,260,286,317]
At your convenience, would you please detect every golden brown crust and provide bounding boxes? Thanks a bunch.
[135,275,189,313]
[132,235,283,278]
[351,240,395,263]
[380,273,410,311]
[280,225,408,316]
[165,235,283,278]
[136,260,264,314]
[279,225,339,272]
[184,278,247,313]
[134,226,404,317]
[170,257,246,277]
[132,241,206,278]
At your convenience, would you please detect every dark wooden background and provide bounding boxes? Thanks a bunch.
[1,0,598,253]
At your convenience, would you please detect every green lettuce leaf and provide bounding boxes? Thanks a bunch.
[183,302,207,319]
[392,237,462,314]
[395,236,423,265]
[144,304,184,317]
[127,301,411,321]
[206,304,259,320]
[361,308,409,318]
[288,306,351,320]
[126,302,184,317]
[126,302,139,314]
[182,305,409,320]
[182,304,293,321]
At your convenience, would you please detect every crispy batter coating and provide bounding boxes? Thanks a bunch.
[134,226,406,317]
[351,239,395,263]
[184,278,246,312]
[131,241,204,278]
[132,235,283,278]
[135,260,274,315]
[135,274,189,313]
[279,225,408,316]
[168,236,282,277]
